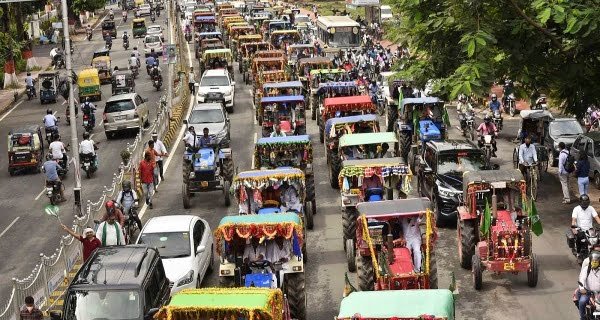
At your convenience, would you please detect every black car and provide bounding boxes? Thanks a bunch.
[51,245,170,320]
[546,117,583,166]
[417,140,490,226]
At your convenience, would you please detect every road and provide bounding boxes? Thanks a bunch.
[0,7,169,300]
[0,8,584,320]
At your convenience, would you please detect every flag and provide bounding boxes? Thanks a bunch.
[480,199,491,236]
[529,199,543,236]
[442,106,451,126]
[343,272,357,297]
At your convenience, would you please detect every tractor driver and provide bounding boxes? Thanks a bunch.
[280,183,302,212]
[199,127,213,148]
[402,214,423,273]
[243,237,267,266]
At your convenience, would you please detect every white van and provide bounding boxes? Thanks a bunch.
[380,5,393,21]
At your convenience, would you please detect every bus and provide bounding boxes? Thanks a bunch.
[316,15,361,49]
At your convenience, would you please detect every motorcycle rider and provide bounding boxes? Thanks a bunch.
[49,134,68,167]
[100,200,126,227]
[132,46,141,60]
[85,25,92,39]
[79,131,97,166]
[577,251,600,320]
[50,47,63,67]
[115,180,143,230]
[150,48,159,61]
[43,109,58,133]
[105,35,112,49]
[150,63,162,85]
[145,53,156,75]
[456,94,474,132]
[488,93,501,114]
[572,195,600,253]
[501,80,514,108]
[122,31,129,47]
[80,97,96,127]
[25,72,36,97]
[476,115,498,157]
[109,8,114,19]
[129,53,140,72]
[43,154,65,201]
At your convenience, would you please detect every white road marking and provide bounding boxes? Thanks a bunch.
[0,100,24,123]
[0,217,20,239]
[35,188,46,201]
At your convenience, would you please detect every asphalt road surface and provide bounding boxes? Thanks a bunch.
[0,9,584,320]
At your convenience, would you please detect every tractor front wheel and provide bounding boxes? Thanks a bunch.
[223,180,231,207]
[306,174,315,202]
[399,133,411,162]
[342,207,357,252]
[458,219,477,269]
[285,273,307,320]
[222,158,234,182]
[304,201,314,230]
[329,152,341,189]
[356,255,374,291]
[219,276,234,288]
[527,254,539,287]
[429,248,438,289]
[472,254,483,290]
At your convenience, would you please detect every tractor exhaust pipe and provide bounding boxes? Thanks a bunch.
[387,233,394,263]
[492,194,497,219]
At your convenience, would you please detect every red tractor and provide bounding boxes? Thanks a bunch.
[457,169,539,290]
[349,198,438,291]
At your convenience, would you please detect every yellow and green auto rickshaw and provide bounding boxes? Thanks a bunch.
[77,68,101,101]
[91,56,112,84]
[132,18,147,38]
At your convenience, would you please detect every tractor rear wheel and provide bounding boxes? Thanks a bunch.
[285,273,307,320]
[458,219,477,269]
[472,254,483,290]
[356,255,374,291]
[182,164,191,209]
[304,201,314,230]
[429,248,438,289]
[342,207,357,252]
[399,133,411,162]
[329,152,341,189]
[223,180,231,207]
[527,254,539,287]
[219,276,234,288]
[346,239,356,272]
[222,158,234,182]
[386,104,397,131]
[306,174,315,202]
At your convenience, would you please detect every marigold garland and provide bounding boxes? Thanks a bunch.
[214,222,304,255]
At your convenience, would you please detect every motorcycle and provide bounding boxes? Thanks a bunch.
[150,14,156,22]
[130,65,139,78]
[503,93,517,117]
[493,110,503,131]
[109,12,114,20]
[152,74,162,91]
[481,134,494,168]
[80,153,97,178]
[123,38,130,50]
[57,154,69,178]
[567,227,599,264]
[26,82,36,100]
[44,126,59,144]
[53,54,65,69]
[82,113,94,132]
[45,181,62,205]
[70,43,74,55]
[572,287,600,320]
[461,111,475,140]
[121,202,139,244]
[86,29,92,41]
[105,39,112,51]
[184,31,192,42]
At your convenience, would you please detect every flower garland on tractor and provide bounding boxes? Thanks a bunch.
[338,163,413,194]
[214,221,304,256]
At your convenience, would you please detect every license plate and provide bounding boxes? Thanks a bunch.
[114,116,125,121]
[201,181,208,187]
[83,120,88,126]
[84,163,90,169]
[503,262,515,271]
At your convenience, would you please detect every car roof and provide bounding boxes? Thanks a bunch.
[147,24,162,29]
[142,215,197,233]
[192,103,224,111]
[106,93,137,101]
[428,140,479,152]
[203,69,229,77]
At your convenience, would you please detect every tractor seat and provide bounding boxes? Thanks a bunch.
[492,210,517,233]
[279,121,292,133]
[365,187,384,202]
[388,247,415,274]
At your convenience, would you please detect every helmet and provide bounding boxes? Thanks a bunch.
[114,66,119,71]
[122,180,132,192]
[82,132,90,140]
[46,109,52,114]
[458,94,466,102]
[85,97,90,103]
[27,72,31,76]
[484,115,491,123]
[105,200,116,214]
[491,93,497,100]
[133,46,137,50]
[580,194,591,209]
[46,153,53,160]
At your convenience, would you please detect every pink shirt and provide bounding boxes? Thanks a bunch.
[477,123,497,135]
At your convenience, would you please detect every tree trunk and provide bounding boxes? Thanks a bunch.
[0,4,10,33]
[15,3,24,42]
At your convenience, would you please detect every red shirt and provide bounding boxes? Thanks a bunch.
[78,235,101,262]
[139,160,155,183]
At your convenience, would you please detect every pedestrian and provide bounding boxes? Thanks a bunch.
[577,152,591,197]
[139,150,155,209]
[61,224,102,262]
[188,67,196,95]
[152,132,168,182]
[20,296,43,320]
[558,142,572,204]
[146,140,160,190]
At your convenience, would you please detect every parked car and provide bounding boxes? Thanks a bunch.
[197,69,235,112]
[147,24,165,42]
[546,117,583,166]
[416,140,492,226]
[144,34,164,56]
[569,132,600,188]
[136,215,214,294]
[184,102,231,147]
[50,246,169,320]
[103,93,150,138]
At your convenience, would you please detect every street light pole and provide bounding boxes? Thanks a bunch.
[167,0,173,118]
[59,0,82,214]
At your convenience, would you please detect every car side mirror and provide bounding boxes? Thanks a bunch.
[196,244,206,254]
[50,311,62,320]
[145,308,159,320]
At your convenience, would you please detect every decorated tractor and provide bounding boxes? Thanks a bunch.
[337,289,455,320]
[294,57,333,90]
[319,95,377,143]
[182,134,234,209]
[253,135,315,217]
[232,168,314,229]
[155,288,293,320]
[457,169,539,289]
[259,95,307,136]
[311,81,360,121]
[214,213,307,319]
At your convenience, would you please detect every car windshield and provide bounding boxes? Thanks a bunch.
[148,26,161,33]
[549,120,583,136]
[145,35,161,43]
[381,7,392,14]
[437,151,485,175]
[133,21,145,28]
[295,16,309,23]
[102,23,115,30]
[200,75,229,86]
[66,290,141,320]
[189,109,224,123]
[138,232,191,258]
[105,100,135,113]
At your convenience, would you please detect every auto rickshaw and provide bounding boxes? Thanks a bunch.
[260,95,306,136]
[91,56,112,84]
[199,48,234,79]
[111,70,135,96]
[269,30,300,50]
[512,109,552,180]
[253,70,289,112]
[287,43,316,66]
[38,71,60,104]
[312,81,359,120]
[295,57,333,90]
[91,48,110,62]
[101,20,117,39]
[77,68,101,101]
[132,18,147,38]
[8,125,44,176]
[319,95,377,143]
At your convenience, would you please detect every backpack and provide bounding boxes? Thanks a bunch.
[562,150,575,173]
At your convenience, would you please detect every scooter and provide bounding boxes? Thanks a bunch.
[567,227,599,264]
[123,38,130,50]
[82,114,94,132]
[80,152,98,178]
[45,180,62,205]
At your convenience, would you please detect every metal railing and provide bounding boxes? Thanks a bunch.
[0,12,188,315]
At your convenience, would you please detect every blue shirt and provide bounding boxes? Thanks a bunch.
[43,160,61,181]
[576,158,590,178]
[518,143,537,165]
[489,100,501,112]
[145,56,156,66]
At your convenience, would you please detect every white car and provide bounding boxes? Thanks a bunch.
[380,5,394,21]
[144,34,163,56]
[136,4,151,17]
[197,69,236,112]
[136,215,214,294]
[147,24,164,42]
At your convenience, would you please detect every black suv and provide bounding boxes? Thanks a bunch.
[416,140,489,226]
[51,245,170,320]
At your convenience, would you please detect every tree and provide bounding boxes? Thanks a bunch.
[387,0,600,115]
[67,0,105,26]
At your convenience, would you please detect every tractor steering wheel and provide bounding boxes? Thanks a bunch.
[249,260,271,269]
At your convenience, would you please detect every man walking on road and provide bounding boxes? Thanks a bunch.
[189,67,196,95]
[139,151,156,209]
[20,296,43,320]
[558,142,572,204]
[152,132,168,182]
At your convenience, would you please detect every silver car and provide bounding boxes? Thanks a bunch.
[103,93,150,138]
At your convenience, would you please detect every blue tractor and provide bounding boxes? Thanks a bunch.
[182,135,234,208]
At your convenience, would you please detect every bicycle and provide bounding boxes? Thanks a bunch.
[522,162,538,201]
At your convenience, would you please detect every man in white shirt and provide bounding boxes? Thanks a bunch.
[183,126,197,151]
[96,214,125,246]
[188,67,196,94]
[401,215,422,272]
[43,109,58,130]
[243,238,266,264]
[270,124,286,137]
[267,237,291,263]
[572,195,600,255]
[557,141,571,203]
[49,135,67,164]
[79,132,96,156]
[280,185,302,212]
[577,252,600,320]
[152,132,168,181]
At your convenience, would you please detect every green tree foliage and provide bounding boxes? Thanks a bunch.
[388,0,600,114]
[69,0,105,16]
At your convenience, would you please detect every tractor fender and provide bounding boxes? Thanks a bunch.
[458,205,476,221]
[219,148,232,159]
